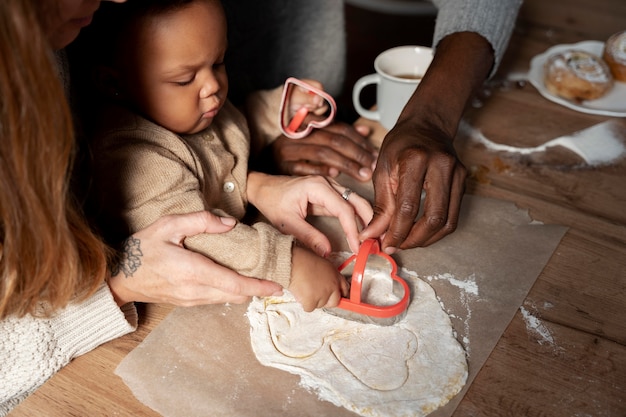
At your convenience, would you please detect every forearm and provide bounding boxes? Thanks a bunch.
[431,0,522,76]
[243,88,284,155]
[397,32,493,139]
[184,221,293,288]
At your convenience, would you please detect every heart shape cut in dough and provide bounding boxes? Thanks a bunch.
[330,327,418,391]
[266,306,325,359]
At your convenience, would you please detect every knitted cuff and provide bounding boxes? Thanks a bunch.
[51,283,138,359]
[432,0,522,77]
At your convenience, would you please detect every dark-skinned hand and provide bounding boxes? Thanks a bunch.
[263,122,378,182]
[360,32,493,252]
[360,119,467,252]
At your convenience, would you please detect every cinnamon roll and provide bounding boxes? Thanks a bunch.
[603,30,626,82]
[543,49,613,101]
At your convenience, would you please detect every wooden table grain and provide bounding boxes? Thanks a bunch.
[11,0,626,416]
[452,1,626,415]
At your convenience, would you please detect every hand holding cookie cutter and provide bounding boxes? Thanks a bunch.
[278,77,337,139]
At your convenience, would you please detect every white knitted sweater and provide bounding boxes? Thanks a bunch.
[0,284,137,415]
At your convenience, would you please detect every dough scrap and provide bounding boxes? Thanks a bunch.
[247,258,468,417]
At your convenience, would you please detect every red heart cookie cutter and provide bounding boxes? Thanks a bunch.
[336,239,410,319]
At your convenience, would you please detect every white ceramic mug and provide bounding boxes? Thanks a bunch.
[352,45,433,129]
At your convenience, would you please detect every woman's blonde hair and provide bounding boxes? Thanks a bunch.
[0,0,108,318]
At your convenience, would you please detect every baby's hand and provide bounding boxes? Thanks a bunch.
[289,246,349,312]
[287,79,329,118]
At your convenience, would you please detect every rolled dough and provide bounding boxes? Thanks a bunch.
[247,255,468,417]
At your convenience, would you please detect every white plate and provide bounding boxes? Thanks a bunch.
[528,40,626,117]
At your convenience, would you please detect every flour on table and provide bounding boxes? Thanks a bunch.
[461,119,626,166]
[520,306,555,345]
[247,254,468,417]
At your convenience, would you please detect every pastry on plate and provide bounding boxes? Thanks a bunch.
[603,30,626,82]
[543,49,613,101]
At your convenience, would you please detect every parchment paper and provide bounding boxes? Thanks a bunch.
[115,186,567,417]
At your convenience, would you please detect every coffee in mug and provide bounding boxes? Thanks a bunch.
[353,46,433,129]
[393,74,423,80]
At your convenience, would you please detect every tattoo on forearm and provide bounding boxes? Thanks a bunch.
[110,236,143,278]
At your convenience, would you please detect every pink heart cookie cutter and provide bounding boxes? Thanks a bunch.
[278,77,337,139]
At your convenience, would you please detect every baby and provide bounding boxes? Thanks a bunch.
[78,0,373,311]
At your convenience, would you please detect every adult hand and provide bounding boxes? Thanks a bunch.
[361,120,467,251]
[360,32,493,252]
[264,122,378,181]
[247,172,373,256]
[107,211,283,306]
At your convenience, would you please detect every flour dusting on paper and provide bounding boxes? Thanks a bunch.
[421,272,481,357]
[425,272,479,296]
[247,254,468,417]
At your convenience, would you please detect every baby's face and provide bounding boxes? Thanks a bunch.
[118,0,228,135]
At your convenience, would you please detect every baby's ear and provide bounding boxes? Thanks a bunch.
[93,65,122,100]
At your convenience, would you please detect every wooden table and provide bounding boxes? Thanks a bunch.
[11,0,626,415]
